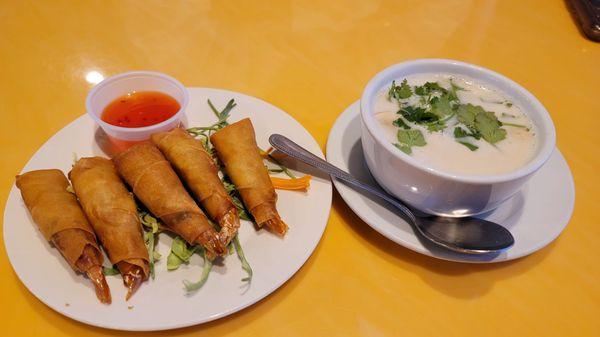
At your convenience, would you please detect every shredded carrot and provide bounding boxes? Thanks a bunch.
[270,175,311,191]
[261,147,287,161]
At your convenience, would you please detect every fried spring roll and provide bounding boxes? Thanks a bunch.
[69,157,149,300]
[210,119,288,236]
[152,128,240,246]
[112,142,225,258]
[16,169,111,304]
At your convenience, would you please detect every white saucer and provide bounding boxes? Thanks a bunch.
[326,101,574,263]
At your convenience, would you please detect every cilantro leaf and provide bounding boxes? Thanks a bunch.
[456,104,482,127]
[453,126,480,139]
[447,80,463,102]
[458,141,479,151]
[394,143,412,154]
[457,104,506,144]
[430,95,453,118]
[475,110,506,144]
[415,82,447,96]
[398,80,412,99]
[393,117,411,129]
[388,79,412,100]
[387,81,397,101]
[399,106,439,124]
[453,126,469,138]
[426,120,446,132]
[395,129,426,154]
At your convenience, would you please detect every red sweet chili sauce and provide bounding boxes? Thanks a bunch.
[101,91,180,128]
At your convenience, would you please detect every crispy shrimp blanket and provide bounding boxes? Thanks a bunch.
[112,142,223,256]
[152,128,239,246]
[16,169,111,303]
[210,118,287,236]
[69,157,149,279]
[16,169,103,271]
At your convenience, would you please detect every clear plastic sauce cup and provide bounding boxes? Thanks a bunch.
[86,71,188,151]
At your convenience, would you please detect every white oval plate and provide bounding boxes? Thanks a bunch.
[3,88,332,331]
[326,101,574,263]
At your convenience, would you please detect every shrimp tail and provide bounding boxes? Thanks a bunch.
[76,245,111,304]
[262,216,288,237]
[196,231,226,260]
[117,262,145,301]
[85,265,111,304]
[218,209,241,247]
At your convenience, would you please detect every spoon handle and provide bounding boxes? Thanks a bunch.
[268,134,416,222]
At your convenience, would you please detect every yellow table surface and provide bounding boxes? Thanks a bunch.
[1,1,598,336]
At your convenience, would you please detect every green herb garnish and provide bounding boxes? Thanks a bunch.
[167,236,200,270]
[448,80,464,102]
[233,235,253,282]
[453,126,481,140]
[415,82,447,96]
[457,104,506,144]
[426,120,446,132]
[183,258,212,292]
[388,79,524,154]
[223,180,252,221]
[103,266,120,276]
[456,103,480,127]
[164,237,213,292]
[139,208,163,279]
[399,106,439,124]
[430,95,453,118]
[187,99,236,148]
[395,129,426,154]
[393,118,411,130]
[501,122,529,130]
[388,79,412,100]
[458,141,479,151]
[474,110,506,144]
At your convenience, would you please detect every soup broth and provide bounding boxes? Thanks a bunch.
[374,74,537,175]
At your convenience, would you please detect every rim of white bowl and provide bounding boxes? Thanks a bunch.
[360,59,556,184]
[85,70,189,136]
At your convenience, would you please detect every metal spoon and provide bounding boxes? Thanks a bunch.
[269,134,514,254]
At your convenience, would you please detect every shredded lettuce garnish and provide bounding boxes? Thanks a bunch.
[166,236,214,292]
[139,208,163,279]
[222,180,251,221]
[102,266,120,276]
[166,236,200,270]
[264,153,296,178]
[183,256,213,292]
[232,235,252,282]
[187,99,236,149]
